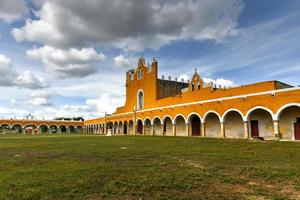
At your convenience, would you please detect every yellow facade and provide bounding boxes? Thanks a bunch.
[84,57,300,141]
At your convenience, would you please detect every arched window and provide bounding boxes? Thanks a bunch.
[197,82,201,90]
[137,90,144,110]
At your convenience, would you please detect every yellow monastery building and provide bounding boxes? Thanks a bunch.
[84,57,300,141]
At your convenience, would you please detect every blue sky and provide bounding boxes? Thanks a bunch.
[0,0,299,119]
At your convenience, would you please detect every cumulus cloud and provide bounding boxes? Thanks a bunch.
[86,93,125,116]
[203,77,235,88]
[16,70,47,89]
[0,0,28,22]
[28,90,56,106]
[29,93,124,119]
[0,54,47,89]
[12,0,244,51]
[27,46,106,78]
[114,55,131,68]
[178,74,189,82]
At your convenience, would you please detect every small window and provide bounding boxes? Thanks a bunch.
[192,84,194,91]
[137,90,144,110]
[138,70,144,79]
[197,83,201,90]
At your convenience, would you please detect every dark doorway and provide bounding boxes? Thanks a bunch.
[191,116,200,136]
[294,119,300,140]
[251,120,259,137]
[124,122,128,135]
[137,120,143,135]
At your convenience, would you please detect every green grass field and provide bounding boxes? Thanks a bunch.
[0,135,299,200]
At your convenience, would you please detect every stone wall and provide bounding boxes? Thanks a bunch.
[157,79,188,99]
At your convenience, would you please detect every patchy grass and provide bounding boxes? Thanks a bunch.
[0,135,300,199]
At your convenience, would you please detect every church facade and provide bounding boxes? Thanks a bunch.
[84,58,300,141]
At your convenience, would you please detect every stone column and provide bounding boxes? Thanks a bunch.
[273,120,280,139]
[143,125,146,135]
[172,123,176,136]
[220,122,225,138]
[151,124,154,136]
[161,124,164,136]
[133,108,137,135]
[243,121,249,139]
[201,123,206,137]
[185,123,189,136]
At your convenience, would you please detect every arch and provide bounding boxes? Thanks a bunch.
[163,115,173,136]
[222,108,245,122]
[144,118,152,135]
[203,110,221,123]
[129,120,134,135]
[277,104,300,140]
[223,110,244,138]
[11,124,23,134]
[143,117,152,125]
[113,122,118,135]
[24,124,38,135]
[68,125,75,133]
[137,89,144,110]
[123,121,128,135]
[39,125,48,134]
[187,112,202,123]
[175,115,187,136]
[118,121,123,134]
[204,112,221,138]
[188,113,201,136]
[49,125,58,133]
[174,114,187,124]
[162,115,174,124]
[275,103,300,120]
[76,126,83,134]
[151,116,162,125]
[59,125,67,133]
[246,107,274,139]
[137,119,143,135]
[0,124,11,133]
[153,117,162,135]
[246,106,275,121]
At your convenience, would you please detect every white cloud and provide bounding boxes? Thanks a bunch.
[12,0,244,51]
[16,70,48,89]
[27,46,106,78]
[0,106,29,119]
[0,54,47,89]
[86,93,124,116]
[178,74,189,82]
[0,0,28,22]
[28,90,56,106]
[203,77,235,88]
[114,55,130,68]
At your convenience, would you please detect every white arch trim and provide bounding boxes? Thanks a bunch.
[221,108,246,122]
[246,106,275,121]
[136,118,143,124]
[203,110,222,123]
[174,114,187,124]
[162,115,174,124]
[187,112,203,123]
[152,116,162,125]
[275,103,300,120]
[143,117,152,125]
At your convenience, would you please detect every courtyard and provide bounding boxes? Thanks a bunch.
[0,135,299,199]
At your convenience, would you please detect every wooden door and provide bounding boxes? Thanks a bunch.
[192,118,200,136]
[137,122,143,135]
[251,120,259,137]
[294,121,300,140]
